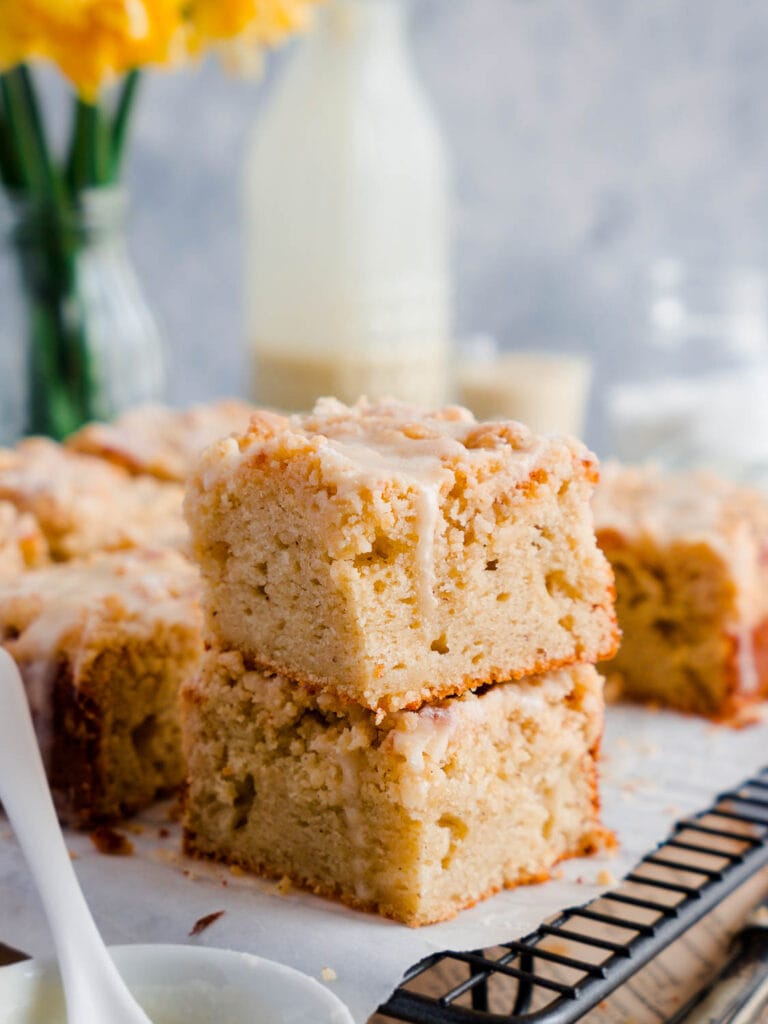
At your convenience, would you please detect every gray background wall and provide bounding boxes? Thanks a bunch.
[8,0,768,452]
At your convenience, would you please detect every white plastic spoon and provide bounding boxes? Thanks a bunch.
[0,647,154,1024]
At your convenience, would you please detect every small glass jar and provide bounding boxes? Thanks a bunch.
[605,259,768,483]
[2,186,165,442]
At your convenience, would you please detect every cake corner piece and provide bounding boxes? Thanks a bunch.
[594,461,768,723]
[0,548,203,825]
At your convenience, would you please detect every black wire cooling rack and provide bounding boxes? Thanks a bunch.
[377,766,768,1024]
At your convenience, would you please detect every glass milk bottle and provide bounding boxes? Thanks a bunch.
[244,0,452,411]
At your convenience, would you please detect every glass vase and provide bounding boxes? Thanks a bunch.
[3,186,165,443]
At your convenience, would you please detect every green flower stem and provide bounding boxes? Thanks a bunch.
[1,67,103,437]
[0,67,60,200]
[111,71,140,179]
[67,98,112,190]
[0,104,24,188]
[14,205,102,438]
[66,100,92,192]
[1,64,145,439]
[1,73,44,194]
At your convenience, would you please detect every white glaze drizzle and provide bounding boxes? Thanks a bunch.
[205,399,559,635]
[388,677,563,808]
[334,748,373,900]
[299,403,546,631]
[3,553,193,662]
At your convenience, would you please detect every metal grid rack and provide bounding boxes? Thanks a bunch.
[377,766,768,1023]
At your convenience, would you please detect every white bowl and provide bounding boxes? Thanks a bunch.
[0,944,355,1024]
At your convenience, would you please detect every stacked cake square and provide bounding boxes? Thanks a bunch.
[182,398,619,925]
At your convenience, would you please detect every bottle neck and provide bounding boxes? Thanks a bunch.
[317,0,410,53]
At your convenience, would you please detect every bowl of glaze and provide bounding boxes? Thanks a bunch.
[0,944,355,1024]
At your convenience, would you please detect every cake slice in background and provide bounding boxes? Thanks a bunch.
[185,397,618,713]
[67,399,256,483]
[0,548,202,825]
[182,650,607,927]
[594,462,768,724]
[0,438,186,560]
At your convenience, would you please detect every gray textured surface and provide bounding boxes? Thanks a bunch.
[5,0,768,450]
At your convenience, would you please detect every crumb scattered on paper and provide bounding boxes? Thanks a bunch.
[153,847,179,865]
[189,910,225,937]
[597,869,617,886]
[166,800,183,822]
[321,967,338,982]
[89,826,134,856]
[621,776,658,795]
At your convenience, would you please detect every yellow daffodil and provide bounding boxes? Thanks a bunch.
[185,0,321,50]
[0,0,181,100]
[0,0,322,99]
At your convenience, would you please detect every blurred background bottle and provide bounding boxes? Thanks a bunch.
[244,0,452,412]
[605,259,768,483]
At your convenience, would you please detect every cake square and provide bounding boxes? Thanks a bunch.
[0,438,186,560]
[185,398,618,712]
[594,462,768,723]
[0,549,203,825]
[67,399,256,482]
[0,501,48,580]
[182,650,607,926]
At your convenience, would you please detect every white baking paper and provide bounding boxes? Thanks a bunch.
[1,704,767,1023]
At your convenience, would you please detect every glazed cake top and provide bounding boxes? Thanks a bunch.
[219,649,601,811]
[0,437,136,499]
[193,395,602,626]
[0,502,47,580]
[593,462,768,547]
[200,397,594,493]
[67,399,256,482]
[193,397,598,629]
[0,548,200,663]
[0,438,186,557]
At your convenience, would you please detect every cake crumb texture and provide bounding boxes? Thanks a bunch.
[0,548,203,825]
[185,397,618,711]
[594,462,768,723]
[182,649,607,927]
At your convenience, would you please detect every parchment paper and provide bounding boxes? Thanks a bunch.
[2,704,767,1023]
